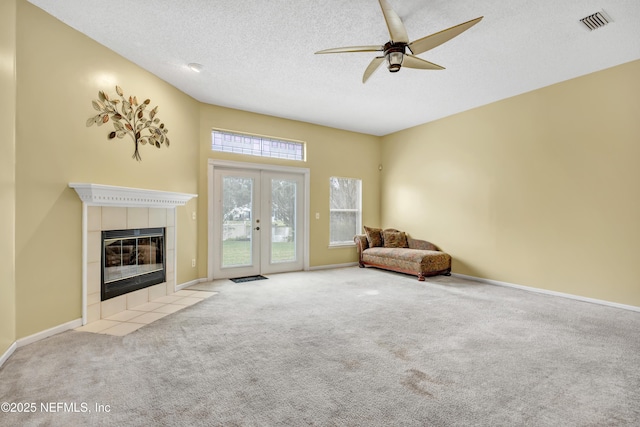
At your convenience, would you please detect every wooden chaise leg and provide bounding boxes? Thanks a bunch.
[418,273,425,281]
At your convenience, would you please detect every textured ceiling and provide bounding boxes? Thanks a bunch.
[27,0,640,136]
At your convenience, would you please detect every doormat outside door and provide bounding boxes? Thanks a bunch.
[230,275,268,283]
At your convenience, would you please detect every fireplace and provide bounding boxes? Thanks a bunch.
[102,228,166,301]
[70,183,197,325]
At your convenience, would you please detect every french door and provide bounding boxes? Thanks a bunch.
[211,168,304,279]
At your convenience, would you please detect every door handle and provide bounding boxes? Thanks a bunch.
[254,226,260,231]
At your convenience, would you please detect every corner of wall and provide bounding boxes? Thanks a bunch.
[0,0,17,360]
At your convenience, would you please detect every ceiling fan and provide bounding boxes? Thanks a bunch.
[315,0,483,83]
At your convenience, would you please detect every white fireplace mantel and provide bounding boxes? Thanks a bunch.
[69,183,197,207]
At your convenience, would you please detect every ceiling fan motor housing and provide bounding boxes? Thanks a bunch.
[384,42,406,72]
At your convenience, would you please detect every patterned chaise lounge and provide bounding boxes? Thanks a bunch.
[354,227,451,281]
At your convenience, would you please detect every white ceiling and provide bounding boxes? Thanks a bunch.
[27,0,640,136]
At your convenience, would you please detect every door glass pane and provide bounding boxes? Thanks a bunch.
[222,176,253,267]
[271,179,296,263]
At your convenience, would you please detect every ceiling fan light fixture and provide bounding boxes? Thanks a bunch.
[386,51,404,72]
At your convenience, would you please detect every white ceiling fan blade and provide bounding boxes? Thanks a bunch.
[362,56,385,83]
[378,0,409,43]
[402,54,445,70]
[315,45,384,54]
[408,16,483,55]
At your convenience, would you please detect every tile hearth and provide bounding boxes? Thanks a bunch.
[75,289,218,336]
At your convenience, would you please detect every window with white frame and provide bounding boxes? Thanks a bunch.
[329,177,362,246]
[211,129,305,161]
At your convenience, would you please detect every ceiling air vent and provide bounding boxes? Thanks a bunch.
[579,11,611,31]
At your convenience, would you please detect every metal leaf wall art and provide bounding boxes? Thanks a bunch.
[86,86,170,161]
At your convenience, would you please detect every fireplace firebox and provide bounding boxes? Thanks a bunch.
[102,228,166,301]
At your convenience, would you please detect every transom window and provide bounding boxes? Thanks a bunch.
[212,129,305,161]
[329,177,362,246]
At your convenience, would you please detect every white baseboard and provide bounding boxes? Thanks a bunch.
[308,262,359,271]
[1,318,82,368]
[452,273,640,313]
[176,278,208,291]
[0,342,17,368]
[16,318,83,348]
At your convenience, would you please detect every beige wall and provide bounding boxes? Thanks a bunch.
[198,105,381,270]
[14,1,200,338]
[381,60,640,306]
[0,0,17,355]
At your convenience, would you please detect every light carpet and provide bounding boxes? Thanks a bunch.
[1,267,639,426]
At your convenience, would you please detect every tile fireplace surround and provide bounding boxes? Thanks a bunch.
[69,183,197,326]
